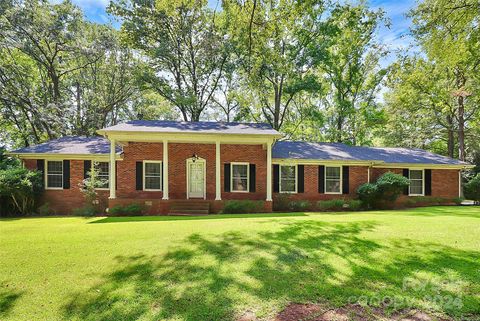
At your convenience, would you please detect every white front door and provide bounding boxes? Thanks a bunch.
[188,160,205,198]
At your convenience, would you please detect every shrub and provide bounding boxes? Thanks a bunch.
[38,202,55,216]
[223,200,263,214]
[376,172,410,202]
[357,173,409,209]
[464,174,480,204]
[288,200,311,212]
[345,199,362,211]
[453,197,464,205]
[72,205,97,216]
[357,183,379,209]
[108,203,144,216]
[317,199,345,211]
[273,193,291,211]
[0,167,43,215]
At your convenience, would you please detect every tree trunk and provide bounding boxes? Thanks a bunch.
[458,96,465,161]
[446,114,455,158]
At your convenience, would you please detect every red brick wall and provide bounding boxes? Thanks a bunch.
[221,144,267,200]
[371,167,459,198]
[432,169,459,198]
[274,165,368,201]
[23,159,108,214]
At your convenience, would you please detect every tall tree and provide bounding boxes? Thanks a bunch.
[311,3,388,145]
[222,0,322,130]
[109,0,229,121]
[409,0,480,160]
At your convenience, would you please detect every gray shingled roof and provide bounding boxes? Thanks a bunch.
[98,120,281,136]
[273,141,469,165]
[10,136,121,155]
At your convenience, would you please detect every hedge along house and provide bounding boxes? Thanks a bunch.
[9,120,473,215]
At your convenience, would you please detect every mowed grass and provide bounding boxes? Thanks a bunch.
[0,207,479,321]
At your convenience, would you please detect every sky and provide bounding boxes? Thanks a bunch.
[65,0,418,63]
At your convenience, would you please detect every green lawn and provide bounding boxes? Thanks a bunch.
[1,207,479,321]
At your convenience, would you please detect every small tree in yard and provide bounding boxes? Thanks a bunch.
[0,167,43,215]
[464,174,480,204]
[76,163,109,216]
[357,172,410,209]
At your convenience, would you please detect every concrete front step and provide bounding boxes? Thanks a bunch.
[170,204,210,210]
[168,210,210,216]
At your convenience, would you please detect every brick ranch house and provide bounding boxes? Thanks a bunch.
[9,120,473,215]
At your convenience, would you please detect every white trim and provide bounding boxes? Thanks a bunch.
[230,162,250,193]
[109,139,116,199]
[186,157,206,199]
[45,159,64,190]
[279,164,297,194]
[325,165,342,195]
[143,160,163,191]
[215,141,221,200]
[266,142,273,201]
[162,140,169,200]
[408,168,425,196]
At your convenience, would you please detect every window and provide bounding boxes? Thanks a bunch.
[409,169,424,196]
[143,161,162,191]
[46,160,63,189]
[94,162,109,189]
[280,165,297,193]
[231,163,249,192]
[325,166,341,194]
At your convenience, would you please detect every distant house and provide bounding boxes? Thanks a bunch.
[9,120,472,214]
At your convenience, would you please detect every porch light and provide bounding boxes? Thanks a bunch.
[192,153,199,162]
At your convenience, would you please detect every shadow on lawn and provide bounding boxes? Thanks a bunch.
[398,206,480,219]
[63,220,480,321]
[0,283,23,318]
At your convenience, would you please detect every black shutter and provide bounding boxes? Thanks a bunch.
[115,161,118,191]
[318,165,325,193]
[84,160,91,179]
[297,165,304,193]
[63,160,70,189]
[136,161,143,190]
[342,166,349,194]
[425,169,432,196]
[249,164,256,192]
[37,160,45,188]
[403,169,409,195]
[273,164,279,193]
[224,163,230,192]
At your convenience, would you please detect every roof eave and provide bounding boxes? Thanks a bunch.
[7,152,123,160]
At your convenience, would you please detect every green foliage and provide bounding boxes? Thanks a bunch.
[376,172,410,202]
[316,199,345,211]
[79,162,108,212]
[464,174,480,203]
[38,202,54,216]
[356,183,379,209]
[108,203,144,216]
[0,147,19,170]
[72,205,98,217]
[288,200,311,212]
[357,173,409,209]
[223,200,264,214]
[273,194,291,211]
[405,196,453,207]
[453,197,464,205]
[0,167,43,215]
[346,199,363,211]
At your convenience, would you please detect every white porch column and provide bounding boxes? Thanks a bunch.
[162,139,169,200]
[215,140,221,200]
[266,141,273,201]
[109,137,116,199]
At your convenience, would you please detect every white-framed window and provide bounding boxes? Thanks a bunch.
[46,160,63,189]
[94,161,110,189]
[231,162,249,192]
[325,166,342,194]
[409,169,424,196]
[143,161,162,191]
[280,165,297,193]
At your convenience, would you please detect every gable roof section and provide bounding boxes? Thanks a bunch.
[10,136,120,155]
[273,141,470,166]
[98,120,281,136]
